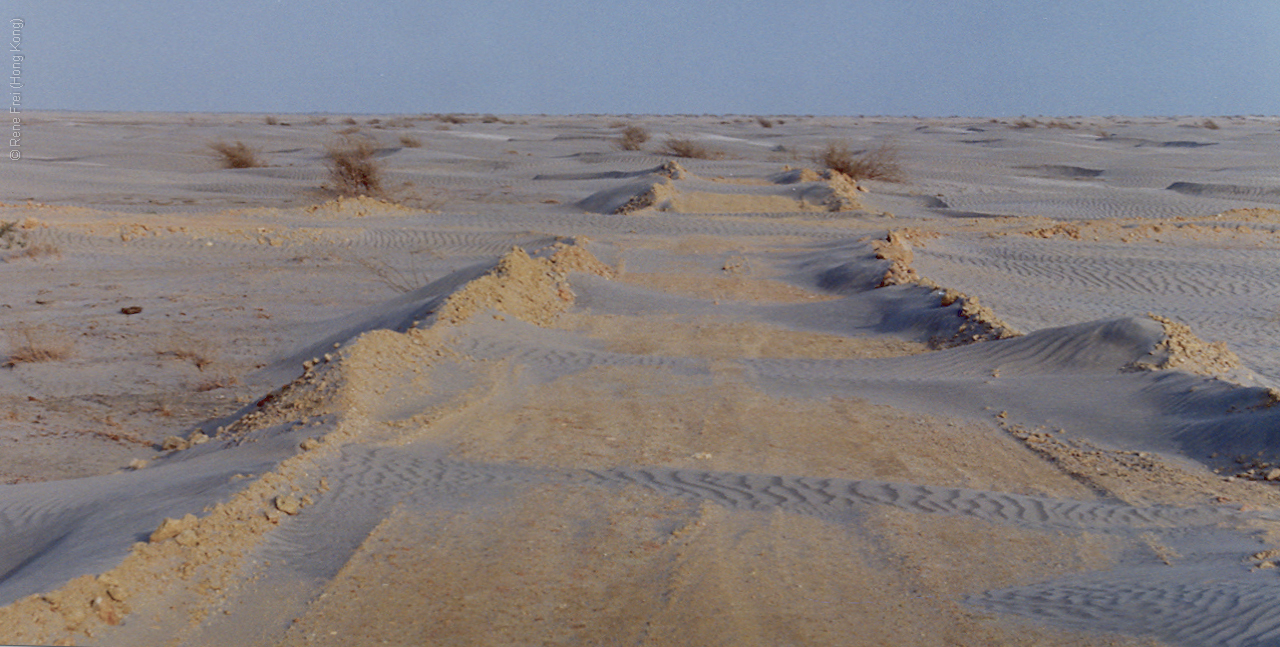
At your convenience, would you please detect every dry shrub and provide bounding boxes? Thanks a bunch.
[756,117,774,128]
[342,117,359,125]
[4,324,73,367]
[156,339,216,371]
[194,374,239,392]
[660,137,722,159]
[0,220,28,250]
[399,134,424,148]
[813,140,906,183]
[6,242,60,262]
[1202,118,1221,130]
[264,115,279,126]
[325,134,384,197]
[208,140,265,169]
[616,125,649,151]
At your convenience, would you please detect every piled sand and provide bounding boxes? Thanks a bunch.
[583,165,867,215]
[5,113,1280,646]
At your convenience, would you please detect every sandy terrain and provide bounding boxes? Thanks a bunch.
[3,112,1280,645]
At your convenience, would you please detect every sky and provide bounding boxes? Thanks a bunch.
[7,0,1279,116]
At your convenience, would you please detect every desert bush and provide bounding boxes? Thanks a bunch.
[756,117,774,128]
[616,125,649,151]
[208,140,265,169]
[399,134,424,148]
[194,374,239,392]
[0,220,28,250]
[264,115,279,126]
[156,334,216,371]
[813,141,906,183]
[325,134,384,197]
[6,242,60,262]
[1202,118,1221,130]
[342,117,359,125]
[660,137,722,159]
[4,324,73,367]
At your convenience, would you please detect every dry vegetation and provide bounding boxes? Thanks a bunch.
[399,134,424,148]
[615,125,649,151]
[207,140,266,169]
[660,136,723,160]
[324,134,384,197]
[813,141,906,182]
[5,243,60,262]
[1011,118,1078,129]
[156,333,217,372]
[0,220,28,250]
[4,324,74,367]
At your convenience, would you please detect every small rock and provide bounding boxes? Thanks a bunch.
[162,436,189,451]
[274,495,301,515]
[299,437,323,451]
[1265,468,1280,482]
[188,431,209,446]
[127,458,148,470]
[174,528,199,547]
[120,306,143,315]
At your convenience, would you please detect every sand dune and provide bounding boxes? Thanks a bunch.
[3,113,1280,646]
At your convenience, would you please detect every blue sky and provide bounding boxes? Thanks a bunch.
[9,0,1279,116]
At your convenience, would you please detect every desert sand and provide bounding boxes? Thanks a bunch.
[3,112,1280,645]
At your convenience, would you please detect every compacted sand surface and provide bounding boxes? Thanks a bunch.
[4,113,1280,646]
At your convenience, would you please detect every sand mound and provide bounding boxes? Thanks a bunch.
[303,195,418,218]
[1003,208,1280,245]
[814,170,865,210]
[588,172,865,215]
[771,167,827,184]
[1126,314,1244,378]
[437,243,615,325]
[871,230,1020,346]
[655,160,689,180]
[610,180,677,215]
